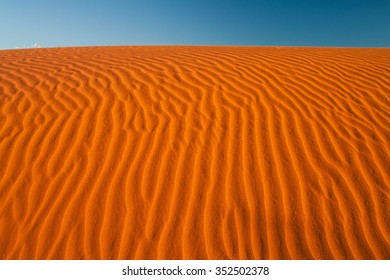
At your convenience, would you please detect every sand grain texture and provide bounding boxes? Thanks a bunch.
[1,46,390,259]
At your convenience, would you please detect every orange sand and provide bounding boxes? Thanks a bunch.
[0,46,390,260]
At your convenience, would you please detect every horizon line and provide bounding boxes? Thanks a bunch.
[2,44,390,51]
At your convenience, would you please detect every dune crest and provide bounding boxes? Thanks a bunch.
[1,46,390,259]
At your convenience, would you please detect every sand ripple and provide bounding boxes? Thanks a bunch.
[1,46,390,259]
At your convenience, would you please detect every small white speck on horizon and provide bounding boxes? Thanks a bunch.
[14,43,42,49]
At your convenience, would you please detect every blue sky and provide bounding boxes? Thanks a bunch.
[1,0,389,49]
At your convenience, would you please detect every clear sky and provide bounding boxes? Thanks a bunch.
[1,0,389,49]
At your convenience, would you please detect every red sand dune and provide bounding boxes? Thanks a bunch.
[0,46,390,259]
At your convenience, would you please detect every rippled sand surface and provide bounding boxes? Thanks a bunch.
[1,46,390,259]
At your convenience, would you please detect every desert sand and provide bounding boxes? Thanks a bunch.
[0,46,389,259]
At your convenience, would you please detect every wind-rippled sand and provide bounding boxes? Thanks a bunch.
[1,46,390,259]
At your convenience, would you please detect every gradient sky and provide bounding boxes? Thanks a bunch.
[1,0,389,49]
